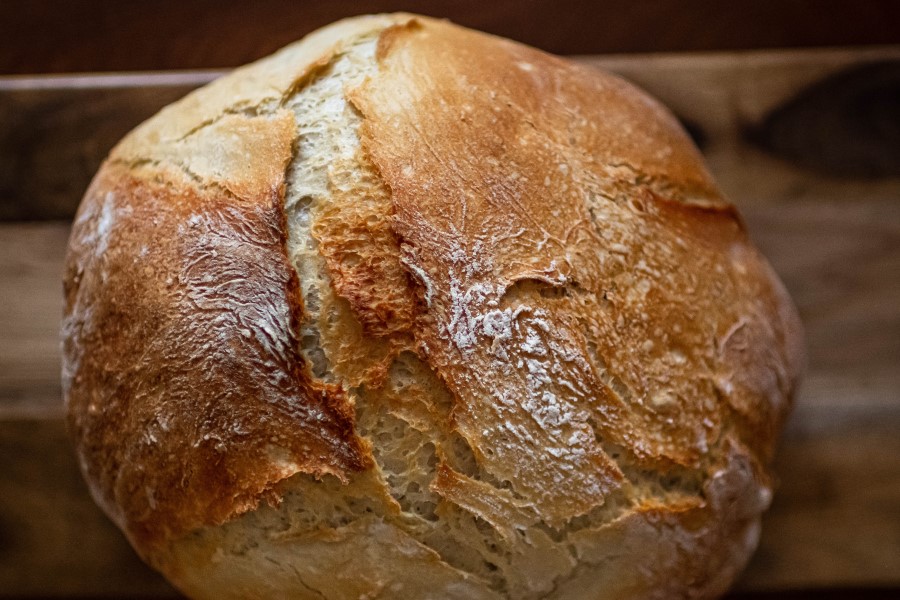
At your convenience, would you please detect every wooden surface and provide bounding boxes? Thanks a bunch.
[3,1,900,75]
[0,73,212,220]
[1,46,899,597]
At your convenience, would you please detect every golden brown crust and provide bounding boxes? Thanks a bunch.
[63,13,415,555]
[313,155,417,339]
[62,159,371,552]
[64,13,804,598]
[350,17,803,527]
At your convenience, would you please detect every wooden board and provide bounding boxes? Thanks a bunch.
[1,47,899,596]
[0,73,215,220]
[3,1,900,75]
[0,418,179,597]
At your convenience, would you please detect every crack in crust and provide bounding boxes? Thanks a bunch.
[64,14,804,600]
[61,15,408,557]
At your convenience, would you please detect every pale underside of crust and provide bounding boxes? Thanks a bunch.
[67,14,803,600]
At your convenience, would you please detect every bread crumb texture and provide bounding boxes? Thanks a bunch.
[62,14,803,600]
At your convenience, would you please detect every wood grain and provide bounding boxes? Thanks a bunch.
[0,419,178,597]
[2,0,900,74]
[1,47,899,595]
[0,224,67,418]
[748,60,900,178]
[0,74,215,220]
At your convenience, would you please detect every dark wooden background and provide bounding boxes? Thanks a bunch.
[2,2,899,599]
[2,0,900,74]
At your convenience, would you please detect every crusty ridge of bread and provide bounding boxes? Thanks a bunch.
[63,13,406,554]
[63,14,804,600]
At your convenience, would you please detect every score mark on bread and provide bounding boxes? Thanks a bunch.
[62,13,803,600]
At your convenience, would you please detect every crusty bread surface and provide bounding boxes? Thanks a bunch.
[63,13,804,599]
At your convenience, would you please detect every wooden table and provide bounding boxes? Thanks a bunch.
[1,46,898,598]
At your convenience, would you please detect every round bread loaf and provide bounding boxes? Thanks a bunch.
[63,13,804,599]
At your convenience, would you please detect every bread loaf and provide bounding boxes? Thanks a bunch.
[62,13,804,599]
